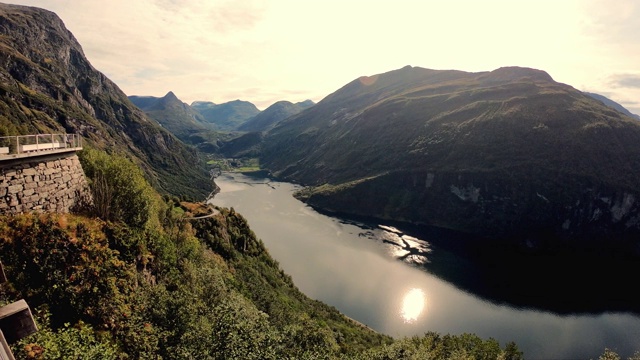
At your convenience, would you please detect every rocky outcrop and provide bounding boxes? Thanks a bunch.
[297,169,640,251]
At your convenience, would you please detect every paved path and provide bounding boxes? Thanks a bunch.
[185,207,220,220]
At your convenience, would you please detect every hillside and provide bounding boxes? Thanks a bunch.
[261,65,640,249]
[0,3,211,199]
[128,91,207,139]
[585,92,640,120]
[191,99,260,131]
[239,99,315,132]
[0,147,526,359]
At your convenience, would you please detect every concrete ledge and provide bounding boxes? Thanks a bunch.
[0,147,82,163]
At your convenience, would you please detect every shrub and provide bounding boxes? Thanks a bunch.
[79,148,160,229]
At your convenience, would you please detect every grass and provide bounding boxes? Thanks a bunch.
[207,157,260,172]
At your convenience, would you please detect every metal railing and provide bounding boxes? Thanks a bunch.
[0,134,82,157]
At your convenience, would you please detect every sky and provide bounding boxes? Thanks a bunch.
[5,0,640,113]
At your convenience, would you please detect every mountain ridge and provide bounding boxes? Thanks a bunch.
[238,99,315,132]
[191,99,260,131]
[262,65,640,248]
[128,91,208,140]
[584,92,640,120]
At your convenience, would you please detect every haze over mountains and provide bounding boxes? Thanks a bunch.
[130,92,316,134]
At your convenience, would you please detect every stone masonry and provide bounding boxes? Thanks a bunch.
[0,152,89,214]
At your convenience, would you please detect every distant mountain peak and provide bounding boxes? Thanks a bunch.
[296,99,316,108]
[164,91,178,100]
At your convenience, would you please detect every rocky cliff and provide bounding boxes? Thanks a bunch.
[0,3,211,198]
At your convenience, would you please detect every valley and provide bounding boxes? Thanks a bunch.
[1,1,639,359]
[210,172,640,359]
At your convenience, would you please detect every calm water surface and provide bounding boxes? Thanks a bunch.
[210,173,640,359]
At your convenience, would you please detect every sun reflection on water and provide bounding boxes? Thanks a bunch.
[401,288,426,323]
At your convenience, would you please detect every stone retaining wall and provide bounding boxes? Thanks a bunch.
[0,152,89,214]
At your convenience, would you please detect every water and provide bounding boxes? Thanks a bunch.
[209,173,640,359]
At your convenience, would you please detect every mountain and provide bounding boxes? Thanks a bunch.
[584,92,640,120]
[128,91,208,141]
[191,99,260,131]
[238,99,315,132]
[261,65,640,250]
[218,131,264,158]
[190,100,216,111]
[0,3,211,199]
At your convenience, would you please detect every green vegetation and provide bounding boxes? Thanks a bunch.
[597,349,640,360]
[79,148,161,229]
[232,157,261,172]
[0,149,526,359]
[207,157,261,173]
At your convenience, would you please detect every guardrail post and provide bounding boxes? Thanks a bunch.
[0,262,37,359]
[0,300,38,344]
[0,261,13,360]
[0,330,15,360]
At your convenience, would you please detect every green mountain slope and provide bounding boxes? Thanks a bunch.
[128,91,208,139]
[0,3,211,199]
[0,150,525,359]
[191,99,260,131]
[128,91,232,153]
[239,99,315,132]
[262,65,640,249]
[585,92,640,120]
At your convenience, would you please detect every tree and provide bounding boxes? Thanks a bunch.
[79,148,160,229]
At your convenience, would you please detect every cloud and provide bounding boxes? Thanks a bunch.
[8,0,639,113]
[608,74,640,89]
[584,0,640,48]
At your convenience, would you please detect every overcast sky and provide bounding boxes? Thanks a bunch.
[6,0,640,113]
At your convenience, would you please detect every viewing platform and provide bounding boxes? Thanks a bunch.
[0,133,83,161]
